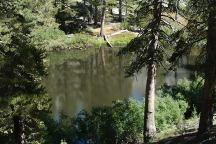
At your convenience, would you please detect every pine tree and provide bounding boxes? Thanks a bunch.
[169,0,216,135]
[118,0,179,142]
[0,1,47,143]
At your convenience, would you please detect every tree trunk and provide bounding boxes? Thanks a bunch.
[83,0,87,22]
[94,5,98,25]
[198,70,216,135]
[144,32,159,143]
[99,0,106,37]
[143,0,161,143]
[13,115,26,144]
[198,5,216,135]
[144,63,157,142]
[118,0,123,22]
[88,5,93,24]
[125,1,128,18]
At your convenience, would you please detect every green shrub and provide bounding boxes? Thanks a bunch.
[42,99,144,144]
[75,99,144,144]
[33,30,106,51]
[0,94,190,144]
[158,77,204,118]
[120,21,130,30]
[70,33,104,49]
[32,27,65,42]
[38,78,205,143]
[155,96,188,131]
[31,24,135,51]
[71,96,188,143]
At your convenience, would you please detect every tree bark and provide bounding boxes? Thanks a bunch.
[88,5,93,24]
[94,5,98,25]
[143,0,162,143]
[83,0,87,22]
[99,0,106,37]
[198,4,216,135]
[125,1,128,18]
[103,35,113,48]
[13,115,26,144]
[118,0,123,22]
[144,63,157,142]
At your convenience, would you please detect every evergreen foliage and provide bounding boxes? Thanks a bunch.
[42,95,187,144]
[118,0,179,76]
[0,0,216,143]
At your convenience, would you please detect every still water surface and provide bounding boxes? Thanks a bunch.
[45,48,195,120]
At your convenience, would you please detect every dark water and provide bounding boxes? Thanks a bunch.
[45,48,195,121]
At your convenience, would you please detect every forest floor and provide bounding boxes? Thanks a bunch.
[155,127,216,144]
[154,117,216,144]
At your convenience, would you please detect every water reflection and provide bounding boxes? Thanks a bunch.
[45,48,195,120]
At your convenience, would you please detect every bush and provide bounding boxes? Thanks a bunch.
[42,100,143,144]
[31,23,135,51]
[158,77,204,118]
[75,99,144,144]
[32,26,65,43]
[69,95,188,143]
[38,78,205,143]
[32,29,105,51]
[120,21,130,30]
[0,93,191,144]
[155,96,188,131]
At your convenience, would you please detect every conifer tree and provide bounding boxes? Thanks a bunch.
[118,0,179,142]
[0,1,47,143]
[169,0,216,135]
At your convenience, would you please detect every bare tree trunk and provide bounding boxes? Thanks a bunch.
[143,0,162,143]
[144,63,157,142]
[198,69,216,134]
[94,5,98,25]
[13,115,26,144]
[198,5,216,135]
[144,32,159,143]
[118,0,123,22]
[83,0,87,22]
[125,1,128,18]
[88,5,93,24]
[99,0,106,37]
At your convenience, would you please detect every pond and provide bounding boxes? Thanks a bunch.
[45,48,196,121]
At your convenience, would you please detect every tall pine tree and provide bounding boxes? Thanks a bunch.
[118,0,180,142]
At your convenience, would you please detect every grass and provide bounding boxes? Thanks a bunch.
[32,23,136,51]
[41,33,105,51]
[45,32,135,67]
[45,32,135,51]
[154,116,199,142]
[109,32,136,47]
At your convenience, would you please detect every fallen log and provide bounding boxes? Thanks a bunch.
[103,35,113,48]
[107,30,129,37]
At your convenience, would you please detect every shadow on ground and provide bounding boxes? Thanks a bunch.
[154,126,216,144]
